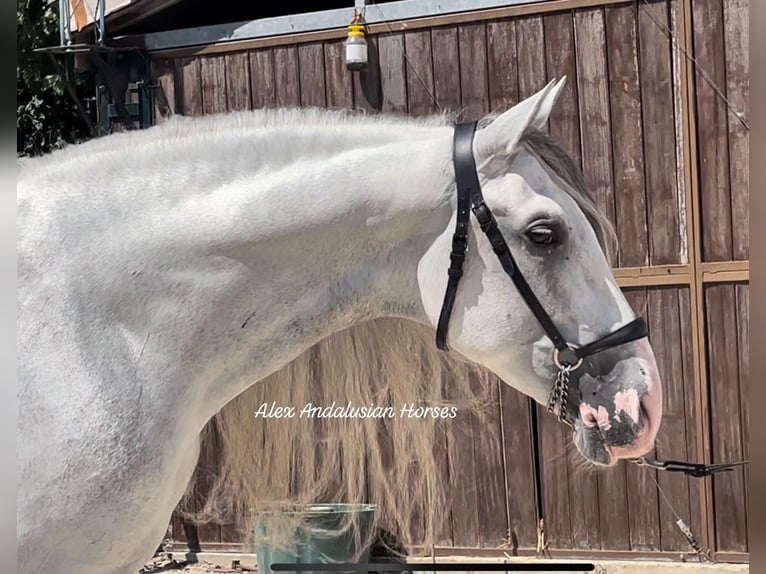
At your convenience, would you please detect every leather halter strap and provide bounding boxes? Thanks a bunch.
[436,121,648,361]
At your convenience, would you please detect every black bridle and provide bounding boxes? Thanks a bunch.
[436,122,747,479]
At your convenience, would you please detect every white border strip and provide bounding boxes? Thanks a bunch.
[129,0,545,52]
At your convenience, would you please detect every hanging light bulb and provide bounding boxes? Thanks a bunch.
[345,9,368,71]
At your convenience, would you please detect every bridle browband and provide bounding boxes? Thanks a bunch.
[436,122,747,479]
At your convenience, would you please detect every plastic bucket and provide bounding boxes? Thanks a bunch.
[254,503,376,574]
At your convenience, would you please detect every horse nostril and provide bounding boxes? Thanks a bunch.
[579,403,603,429]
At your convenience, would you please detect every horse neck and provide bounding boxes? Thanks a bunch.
[127,117,456,423]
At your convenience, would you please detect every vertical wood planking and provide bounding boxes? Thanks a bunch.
[445,369,479,546]
[735,284,749,513]
[499,384,537,550]
[176,58,203,116]
[670,0,689,265]
[566,464,602,551]
[606,4,649,268]
[571,13,614,524]
[377,33,408,114]
[543,12,581,165]
[623,290,660,551]
[225,52,251,111]
[693,0,732,262]
[516,10,573,552]
[404,30,437,116]
[536,407,573,549]
[486,20,518,112]
[592,287,629,554]
[431,26,462,111]
[172,514,187,544]
[596,468,630,550]
[194,422,224,544]
[458,22,489,120]
[298,43,327,107]
[546,10,590,552]
[220,513,243,545]
[516,16,546,100]
[675,0,711,549]
[199,56,227,115]
[706,284,747,552]
[638,0,683,265]
[678,286,704,543]
[433,369,454,546]
[324,41,354,109]
[352,36,380,113]
[517,11,574,552]
[151,57,176,123]
[249,48,276,109]
[274,46,301,107]
[723,0,749,260]
[574,7,617,267]
[470,372,509,546]
[649,287,694,551]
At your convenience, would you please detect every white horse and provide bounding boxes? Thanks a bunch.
[17,78,662,574]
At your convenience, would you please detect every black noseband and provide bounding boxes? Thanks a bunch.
[436,121,648,359]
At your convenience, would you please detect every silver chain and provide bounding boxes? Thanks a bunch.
[546,366,573,426]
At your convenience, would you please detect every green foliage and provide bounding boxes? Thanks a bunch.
[17,0,93,156]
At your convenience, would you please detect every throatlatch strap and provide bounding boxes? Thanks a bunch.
[435,123,476,350]
[437,122,570,352]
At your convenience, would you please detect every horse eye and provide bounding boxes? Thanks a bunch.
[525,225,557,246]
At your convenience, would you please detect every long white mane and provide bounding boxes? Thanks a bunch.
[19,108,450,175]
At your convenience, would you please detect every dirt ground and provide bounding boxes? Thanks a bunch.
[139,556,255,573]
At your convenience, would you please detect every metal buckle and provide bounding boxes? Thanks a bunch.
[552,343,583,371]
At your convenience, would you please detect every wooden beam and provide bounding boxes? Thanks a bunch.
[163,544,751,565]
[613,264,690,287]
[678,0,715,554]
[701,260,749,283]
[144,0,635,57]
[407,546,750,562]
[713,551,750,564]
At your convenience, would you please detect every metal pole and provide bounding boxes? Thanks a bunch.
[98,0,106,46]
[58,0,65,45]
[58,0,72,46]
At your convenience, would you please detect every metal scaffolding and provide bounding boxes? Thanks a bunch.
[41,0,152,137]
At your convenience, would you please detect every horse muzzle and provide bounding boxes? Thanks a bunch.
[572,339,663,466]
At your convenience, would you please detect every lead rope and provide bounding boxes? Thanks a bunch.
[649,473,715,563]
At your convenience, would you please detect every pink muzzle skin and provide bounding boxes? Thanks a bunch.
[580,339,663,461]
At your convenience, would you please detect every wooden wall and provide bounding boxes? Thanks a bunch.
[149,0,748,560]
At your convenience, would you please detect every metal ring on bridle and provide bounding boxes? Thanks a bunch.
[553,344,583,371]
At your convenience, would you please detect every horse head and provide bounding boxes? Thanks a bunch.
[418,79,662,466]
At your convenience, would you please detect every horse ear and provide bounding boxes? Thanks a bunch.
[474,76,567,162]
[529,76,567,131]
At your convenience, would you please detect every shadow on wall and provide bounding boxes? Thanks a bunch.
[356,39,382,112]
